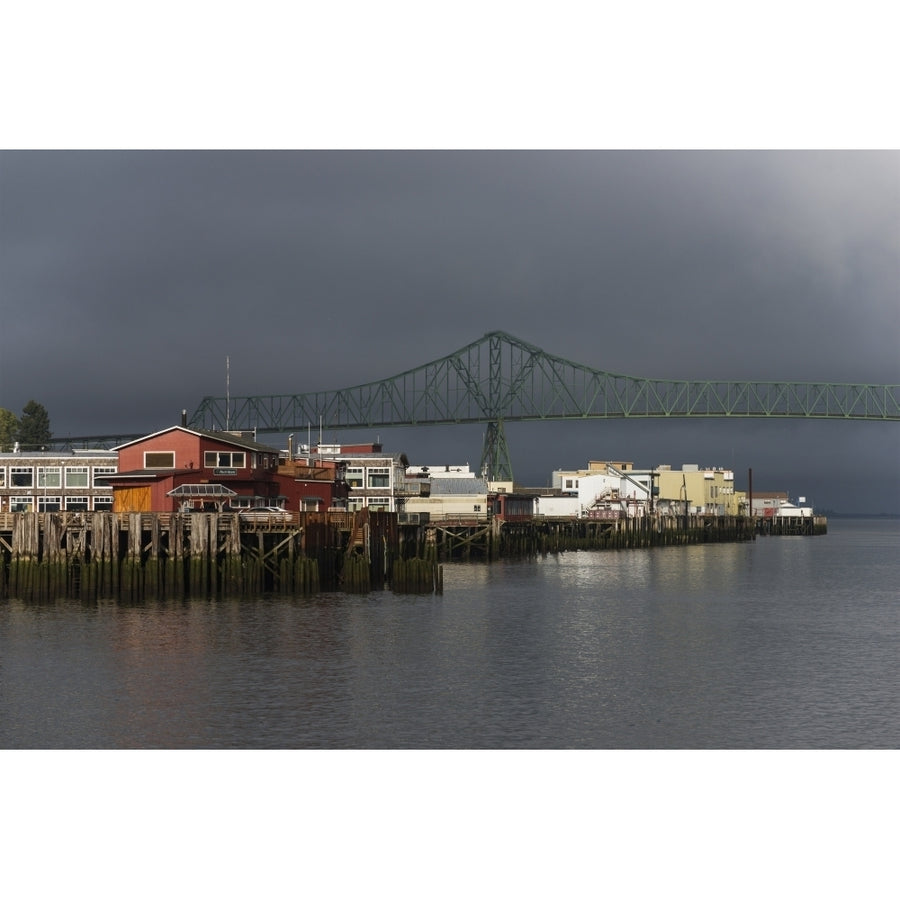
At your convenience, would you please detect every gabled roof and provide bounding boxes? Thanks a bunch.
[113,425,280,453]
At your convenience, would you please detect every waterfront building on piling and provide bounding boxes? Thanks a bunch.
[553,460,655,518]
[655,465,743,516]
[276,455,348,512]
[312,442,410,512]
[105,426,349,513]
[404,476,491,522]
[105,426,286,512]
[750,493,813,518]
[0,448,118,513]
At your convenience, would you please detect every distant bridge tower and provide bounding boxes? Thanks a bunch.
[481,419,514,482]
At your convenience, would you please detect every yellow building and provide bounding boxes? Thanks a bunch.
[655,465,741,516]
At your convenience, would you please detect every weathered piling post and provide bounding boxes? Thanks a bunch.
[164,513,182,598]
[221,513,243,595]
[10,513,40,600]
[188,513,210,597]
[145,513,161,599]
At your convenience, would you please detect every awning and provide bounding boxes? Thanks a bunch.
[166,483,238,498]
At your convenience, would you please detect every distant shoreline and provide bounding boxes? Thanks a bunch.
[824,513,899,519]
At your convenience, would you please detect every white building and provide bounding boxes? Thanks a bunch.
[533,494,581,518]
[554,461,653,518]
[311,442,409,512]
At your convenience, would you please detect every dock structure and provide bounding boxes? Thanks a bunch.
[0,510,823,602]
[0,510,439,601]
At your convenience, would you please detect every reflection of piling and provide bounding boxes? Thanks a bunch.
[389,557,443,594]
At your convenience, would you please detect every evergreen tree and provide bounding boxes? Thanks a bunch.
[16,401,52,450]
[0,407,17,452]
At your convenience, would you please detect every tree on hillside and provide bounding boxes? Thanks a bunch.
[16,400,52,450]
[0,407,17,451]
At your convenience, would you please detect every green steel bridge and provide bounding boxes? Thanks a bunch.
[59,331,900,480]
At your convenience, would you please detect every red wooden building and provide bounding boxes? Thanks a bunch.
[106,426,345,513]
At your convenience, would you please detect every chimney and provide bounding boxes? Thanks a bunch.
[181,409,187,427]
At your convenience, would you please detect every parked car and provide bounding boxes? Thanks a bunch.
[239,506,293,521]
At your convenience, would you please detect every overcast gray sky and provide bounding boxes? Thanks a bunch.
[1,150,897,512]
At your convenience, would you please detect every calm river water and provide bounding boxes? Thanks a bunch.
[1,518,897,748]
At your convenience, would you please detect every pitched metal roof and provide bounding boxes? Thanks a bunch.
[429,477,489,495]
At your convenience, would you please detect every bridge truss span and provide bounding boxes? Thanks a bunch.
[186,332,900,480]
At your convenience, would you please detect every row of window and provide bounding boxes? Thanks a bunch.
[347,496,392,511]
[5,496,114,512]
[143,451,257,469]
[345,466,392,489]
[0,466,117,489]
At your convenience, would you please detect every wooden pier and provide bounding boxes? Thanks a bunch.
[0,509,823,602]
[424,513,760,560]
[0,510,440,601]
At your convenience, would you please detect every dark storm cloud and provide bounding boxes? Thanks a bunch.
[1,150,897,512]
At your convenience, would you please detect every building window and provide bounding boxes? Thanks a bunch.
[347,496,365,511]
[93,466,117,487]
[145,451,175,468]
[38,467,62,488]
[204,451,246,469]
[10,496,33,511]
[0,468,5,487]
[65,497,89,511]
[65,467,90,488]
[38,496,62,512]
[10,466,33,487]
[474,504,482,513]
[366,497,390,511]
[367,467,390,489]
[93,496,113,510]
[346,467,364,488]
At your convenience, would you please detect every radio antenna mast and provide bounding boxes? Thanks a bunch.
[226,356,231,431]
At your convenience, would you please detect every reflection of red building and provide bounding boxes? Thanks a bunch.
[107,426,345,513]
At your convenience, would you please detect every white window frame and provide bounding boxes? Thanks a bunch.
[65,496,89,510]
[367,467,391,489]
[346,467,364,488]
[10,466,33,488]
[65,466,90,488]
[204,451,246,469]
[10,495,34,511]
[92,496,113,510]
[38,496,63,511]
[38,466,62,488]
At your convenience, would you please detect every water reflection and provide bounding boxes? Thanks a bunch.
[2,521,898,748]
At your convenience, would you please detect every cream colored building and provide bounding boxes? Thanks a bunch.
[403,476,490,522]
[655,465,741,516]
